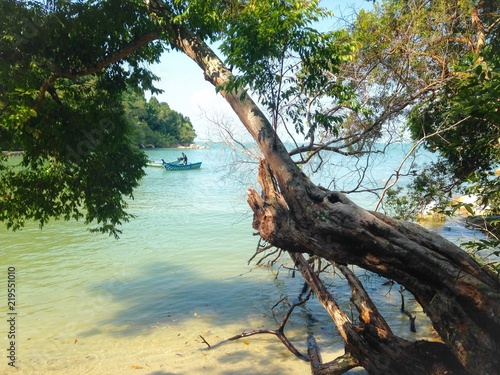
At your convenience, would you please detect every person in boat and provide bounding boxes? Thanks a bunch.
[178,152,187,165]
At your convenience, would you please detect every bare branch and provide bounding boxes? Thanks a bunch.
[207,293,311,361]
[374,115,473,211]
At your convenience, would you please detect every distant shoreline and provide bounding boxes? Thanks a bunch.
[139,143,210,150]
[2,143,210,158]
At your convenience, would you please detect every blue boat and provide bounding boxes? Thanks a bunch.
[161,159,202,171]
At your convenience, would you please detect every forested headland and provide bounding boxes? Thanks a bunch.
[123,89,196,149]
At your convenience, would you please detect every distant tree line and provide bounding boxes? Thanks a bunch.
[0,87,196,151]
[123,89,196,148]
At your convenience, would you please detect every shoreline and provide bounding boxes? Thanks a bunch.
[139,143,210,150]
[1,143,210,158]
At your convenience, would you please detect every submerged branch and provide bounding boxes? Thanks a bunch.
[206,292,311,361]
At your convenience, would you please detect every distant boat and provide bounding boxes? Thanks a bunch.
[161,159,202,171]
[146,160,179,168]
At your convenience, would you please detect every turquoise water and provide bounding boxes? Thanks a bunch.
[0,145,484,374]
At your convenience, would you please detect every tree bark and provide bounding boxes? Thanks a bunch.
[292,252,465,374]
[248,161,500,374]
[153,10,500,375]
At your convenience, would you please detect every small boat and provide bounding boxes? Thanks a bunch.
[161,159,202,171]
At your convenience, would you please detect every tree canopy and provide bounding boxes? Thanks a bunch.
[348,0,500,243]
[1,0,499,373]
[4,0,496,233]
[1,0,163,236]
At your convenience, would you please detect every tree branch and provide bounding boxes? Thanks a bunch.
[336,264,393,337]
[206,293,311,361]
[55,31,161,79]
[34,30,161,110]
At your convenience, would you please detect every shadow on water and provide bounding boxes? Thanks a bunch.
[82,262,331,374]
[82,261,282,338]
[83,257,431,343]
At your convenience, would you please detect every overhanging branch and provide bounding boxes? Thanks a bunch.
[34,30,161,110]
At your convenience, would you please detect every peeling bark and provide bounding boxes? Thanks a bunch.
[292,252,465,375]
[250,161,499,374]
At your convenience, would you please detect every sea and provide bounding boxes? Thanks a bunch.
[0,143,486,374]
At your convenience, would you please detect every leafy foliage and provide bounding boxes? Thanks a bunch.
[403,37,500,218]
[373,0,500,261]
[218,0,356,138]
[346,0,499,206]
[0,0,164,236]
[409,55,500,182]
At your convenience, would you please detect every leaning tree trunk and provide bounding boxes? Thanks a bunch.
[151,8,500,374]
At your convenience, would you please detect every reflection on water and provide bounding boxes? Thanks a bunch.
[0,145,484,374]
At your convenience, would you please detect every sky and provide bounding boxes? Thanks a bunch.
[145,0,374,141]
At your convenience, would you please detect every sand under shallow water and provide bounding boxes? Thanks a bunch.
[2,146,480,374]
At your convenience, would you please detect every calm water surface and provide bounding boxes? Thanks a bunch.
[0,145,484,374]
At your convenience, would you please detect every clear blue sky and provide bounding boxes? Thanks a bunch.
[146,1,374,140]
